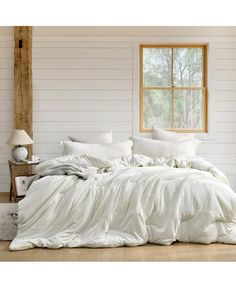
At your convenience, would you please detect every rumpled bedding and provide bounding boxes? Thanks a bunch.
[10,154,236,250]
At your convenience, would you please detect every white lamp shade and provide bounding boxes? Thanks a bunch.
[7,129,33,146]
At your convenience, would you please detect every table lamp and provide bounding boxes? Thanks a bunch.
[6,129,33,162]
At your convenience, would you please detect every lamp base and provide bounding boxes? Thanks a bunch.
[11,146,28,162]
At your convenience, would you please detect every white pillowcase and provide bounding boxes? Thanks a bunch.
[130,136,201,158]
[153,127,194,142]
[68,131,112,144]
[61,140,133,159]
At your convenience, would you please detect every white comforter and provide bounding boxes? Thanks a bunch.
[10,154,236,250]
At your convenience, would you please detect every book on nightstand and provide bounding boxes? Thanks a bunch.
[21,159,40,164]
[15,175,35,196]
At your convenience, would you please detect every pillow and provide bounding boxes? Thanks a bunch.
[152,127,194,142]
[68,131,112,144]
[61,140,133,159]
[130,136,201,158]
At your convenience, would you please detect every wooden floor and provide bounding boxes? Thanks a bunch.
[1,241,236,261]
[1,192,236,261]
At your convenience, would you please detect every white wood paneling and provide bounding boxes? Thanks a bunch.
[33,121,132,132]
[34,79,132,90]
[33,48,132,59]
[32,31,134,168]
[34,101,132,111]
[33,90,132,101]
[33,41,132,48]
[0,27,13,192]
[33,111,132,122]
[33,59,132,69]
[33,69,132,80]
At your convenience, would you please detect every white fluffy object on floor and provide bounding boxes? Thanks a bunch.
[0,203,18,240]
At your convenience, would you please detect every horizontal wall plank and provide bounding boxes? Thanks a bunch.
[215,132,236,143]
[33,69,132,80]
[215,42,236,49]
[33,36,134,42]
[215,122,236,132]
[215,90,236,101]
[33,58,132,69]
[198,143,236,154]
[33,153,58,161]
[215,112,236,121]
[215,48,236,59]
[33,143,64,155]
[0,58,13,69]
[33,79,132,90]
[0,100,12,111]
[33,100,132,111]
[0,145,11,154]
[0,90,13,100]
[0,68,13,80]
[0,35,13,40]
[33,121,132,132]
[33,48,132,59]
[33,41,132,48]
[215,69,236,80]
[215,59,236,69]
[0,41,13,48]
[0,122,12,132]
[0,133,10,144]
[0,48,13,57]
[215,164,236,174]
[0,79,13,90]
[33,111,132,122]
[201,153,236,164]
[33,90,132,101]
[215,80,236,90]
[0,164,11,175]
[0,154,12,163]
[215,102,236,111]
[0,111,13,122]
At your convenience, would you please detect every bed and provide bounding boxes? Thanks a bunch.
[9,131,236,250]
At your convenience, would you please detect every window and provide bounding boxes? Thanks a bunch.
[140,44,207,132]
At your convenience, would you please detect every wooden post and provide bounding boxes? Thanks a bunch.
[14,26,33,158]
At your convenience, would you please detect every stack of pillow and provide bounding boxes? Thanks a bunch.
[130,127,201,158]
[61,131,133,159]
[60,128,201,159]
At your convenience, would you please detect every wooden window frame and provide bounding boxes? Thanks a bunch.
[139,44,208,133]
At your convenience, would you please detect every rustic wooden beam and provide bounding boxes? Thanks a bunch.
[14,26,33,158]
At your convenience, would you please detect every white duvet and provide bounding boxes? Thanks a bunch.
[10,154,236,250]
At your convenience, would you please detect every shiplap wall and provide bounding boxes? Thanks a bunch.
[1,27,236,192]
[0,27,13,193]
[32,29,134,160]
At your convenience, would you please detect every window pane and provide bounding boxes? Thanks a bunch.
[143,48,171,87]
[173,48,202,87]
[174,89,203,129]
[143,89,172,129]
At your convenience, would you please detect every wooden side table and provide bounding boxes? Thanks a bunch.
[8,160,42,202]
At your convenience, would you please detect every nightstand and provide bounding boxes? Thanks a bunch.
[8,160,42,202]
